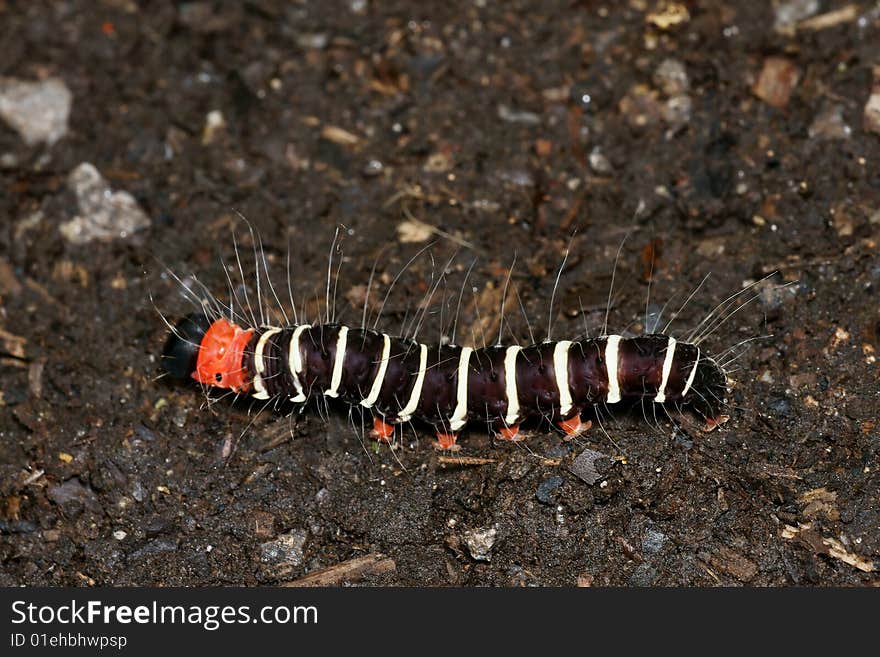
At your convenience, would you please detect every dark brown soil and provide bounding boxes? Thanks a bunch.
[1,1,878,586]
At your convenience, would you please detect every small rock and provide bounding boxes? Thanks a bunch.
[0,77,72,146]
[673,429,693,450]
[113,530,127,540]
[653,58,689,96]
[60,163,151,244]
[296,33,328,50]
[497,169,535,187]
[536,476,564,505]
[757,277,797,313]
[133,424,157,442]
[362,159,383,177]
[47,478,100,517]
[171,407,188,428]
[201,110,226,145]
[864,67,880,137]
[497,104,540,125]
[773,0,819,33]
[642,529,667,554]
[0,520,37,533]
[408,53,446,79]
[143,515,174,537]
[588,147,613,174]
[423,150,453,173]
[753,57,800,109]
[768,395,792,417]
[628,562,660,586]
[463,526,497,562]
[697,237,726,257]
[661,94,693,130]
[808,104,851,139]
[129,538,179,561]
[177,2,237,33]
[131,480,147,502]
[260,529,307,567]
[569,448,609,485]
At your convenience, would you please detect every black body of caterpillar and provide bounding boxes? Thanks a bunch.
[162,313,727,448]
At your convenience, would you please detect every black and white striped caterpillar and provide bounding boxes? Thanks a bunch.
[161,307,728,449]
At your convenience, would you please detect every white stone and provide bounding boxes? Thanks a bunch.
[0,77,72,146]
[60,163,151,244]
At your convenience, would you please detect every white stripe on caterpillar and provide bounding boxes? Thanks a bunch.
[653,336,677,404]
[360,333,391,409]
[288,324,311,403]
[605,335,622,404]
[503,345,522,426]
[681,346,701,398]
[553,340,573,416]
[448,346,473,431]
[324,325,348,398]
[397,343,428,422]
[253,327,281,400]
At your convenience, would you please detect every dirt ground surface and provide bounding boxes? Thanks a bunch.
[1,1,878,586]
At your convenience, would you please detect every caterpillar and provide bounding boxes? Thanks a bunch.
[160,301,728,450]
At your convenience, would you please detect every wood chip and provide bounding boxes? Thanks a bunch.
[782,523,875,573]
[576,573,594,587]
[437,455,497,466]
[646,2,690,29]
[865,66,880,136]
[0,327,26,359]
[753,57,800,109]
[710,546,758,582]
[798,5,858,31]
[0,258,22,296]
[823,537,875,573]
[396,219,434,243]
[28,358,45,398]
[320,124,360,145]
[281,553,396,586]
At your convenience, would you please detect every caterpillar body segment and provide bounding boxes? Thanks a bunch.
[162,314,728,449]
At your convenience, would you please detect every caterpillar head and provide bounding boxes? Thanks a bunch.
[162,314,253,392]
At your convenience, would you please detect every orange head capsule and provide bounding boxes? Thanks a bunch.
[161,314,253,392]
[192,318,253,391]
